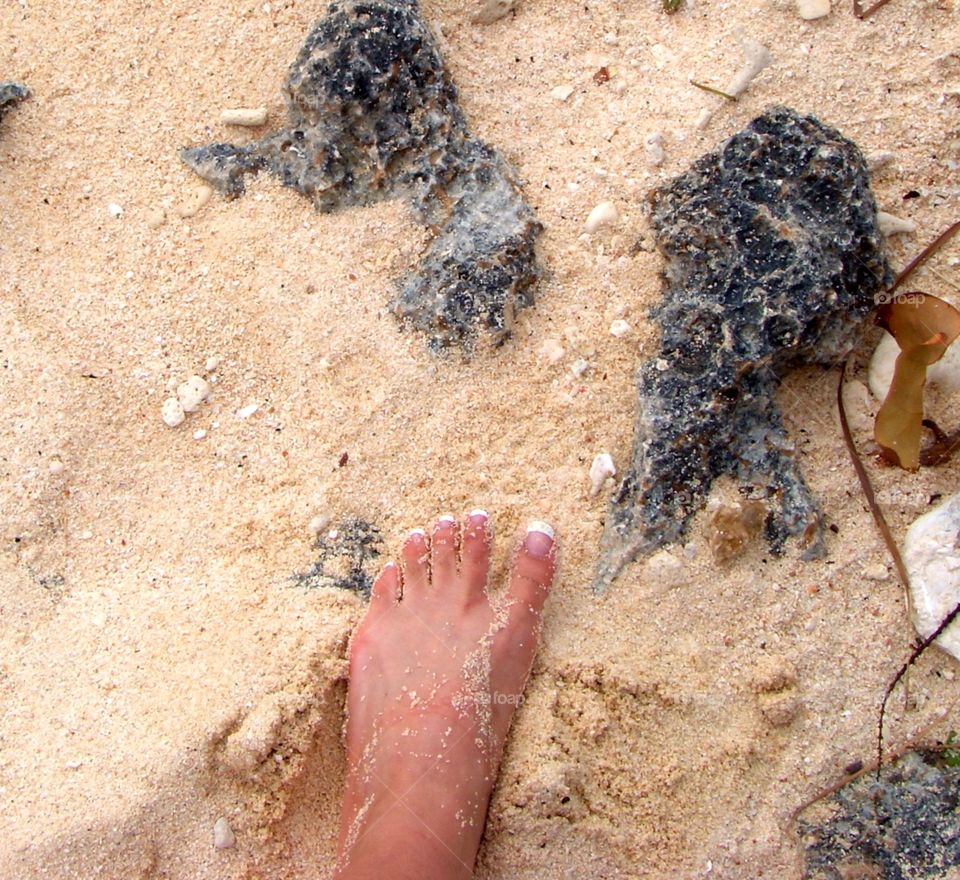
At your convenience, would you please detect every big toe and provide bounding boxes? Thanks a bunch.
[506,522,557,617]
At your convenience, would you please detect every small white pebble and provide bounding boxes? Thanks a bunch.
[603,32,619,45]
[193,429,207,441]
[145,207,166,229]
[797,0,830,19]
[220,107,268,127]
[585,201,619,234]
[645,132,665,168]
[236,403,259,420]
[213,817,236,850]
[48,458,65,475]
[162,397,186,428]
[877,211,916,236]
[107,202,123,218]
[609,319,631,338]
[176,185,214,219]
[570,358,590,377]
[589,453,617,496]
[309,514,332,536]
[550,84,575,102]
[862,563,889,581]
[79,530,93,541]
[539,338,566,364]
[177,375,212,413]
[205,356,220,373]
[867,150,896,172]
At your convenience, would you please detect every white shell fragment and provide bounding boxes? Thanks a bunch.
[876,210,917,236]
[161,398,186,428]
[903,492,960,661]
[609,319,631,338]
[236,403,259,420]
[220,107,268,127]
[177,375,212,413]
[107,202,123,218]
[797,0,830,20]
[550,84,575,102]
[868,332,960,401]
[645,132,665,168]
[589,453,617,496]
[213,817,236,850]
[585,201,619,234]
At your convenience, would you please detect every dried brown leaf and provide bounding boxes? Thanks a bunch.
[874,293,960,470]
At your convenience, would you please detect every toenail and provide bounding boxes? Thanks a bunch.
[437,514,456,525]
[408,528,427,538]
[526,521,555,557]
[469,508,489,520]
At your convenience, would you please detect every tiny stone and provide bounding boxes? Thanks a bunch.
[867,150,896,172]
[177,375,212,413]
[473,0,519,24]
[539,338,566,363]
[309,514,332,536]
[193,429,208,440]
[862,562,889,581]
[570,358,590,377]
[585,201,619,234]
[176,184,214,219]
[107,202,123,218]
[550,84,574,102]
[162,397,186,427]
[213,817,236,850]
[48,458,65,475]
[645,132,665,168]
[236,403,259,419]
[220,107,269,127]
[589,452,617,496]
[145,208,166,229]
[876,211,916,236]
[797,0,830,19]
[205,356,220,373]
[609,319,631,337]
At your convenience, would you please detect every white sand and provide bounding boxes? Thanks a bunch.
[1,0,958,876]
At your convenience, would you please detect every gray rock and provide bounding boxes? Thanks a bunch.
[798,749,960,879]
[181,1,541,350]
[0,82,29,125]
[595,106,891,591]
[294,517,383,597]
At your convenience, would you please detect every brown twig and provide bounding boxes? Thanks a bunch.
[853,0,895,19]
[887,220,960,296]
[689,80,737,101]
[920,419,960,466]
[878,602,960,776]
[837,362,911,591]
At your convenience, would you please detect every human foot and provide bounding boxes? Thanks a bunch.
[333,511,557,880]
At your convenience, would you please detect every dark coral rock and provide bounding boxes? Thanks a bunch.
[181,0,540,350]
[595,106,891,591]
[294,518,383,597]
[0,82,29,125]
[798,750,960,879]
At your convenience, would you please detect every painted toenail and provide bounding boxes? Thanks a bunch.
[437,514,456,525]
[469,508,489,519]
[409,528,427,538]
[526,521,555,557]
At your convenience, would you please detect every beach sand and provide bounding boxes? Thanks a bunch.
[1,0,958,876]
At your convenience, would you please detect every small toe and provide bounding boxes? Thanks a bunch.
[505,521,557,621]
[369,561,400,609]
[460,509,493,599]
[400,528,430,599]
[431,515,459,589]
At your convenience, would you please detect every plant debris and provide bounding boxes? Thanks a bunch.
[874,293,960,470]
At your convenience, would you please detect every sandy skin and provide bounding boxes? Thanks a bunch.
[333,511,557,879]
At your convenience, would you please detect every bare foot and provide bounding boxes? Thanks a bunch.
[333,511,557,880]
